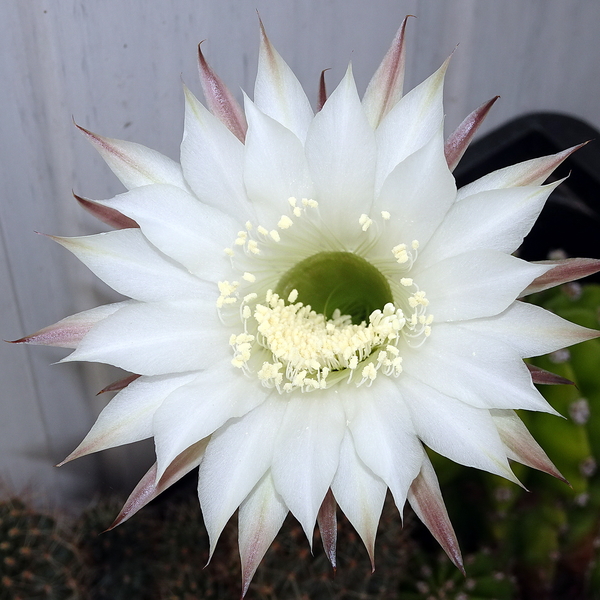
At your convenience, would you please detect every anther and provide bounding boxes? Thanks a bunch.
[278,215,293,229]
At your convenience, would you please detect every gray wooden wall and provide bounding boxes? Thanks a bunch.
[2,0,600,507]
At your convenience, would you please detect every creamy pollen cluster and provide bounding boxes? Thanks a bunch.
[221,199,431,393]
[15,17,600,596]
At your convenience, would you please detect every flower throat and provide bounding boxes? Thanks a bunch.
[275,251,394,325]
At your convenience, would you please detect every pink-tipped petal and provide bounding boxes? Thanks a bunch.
[362,16,411,128]
[97,373,141,395]
[317,488,337,571]
[407,453,464,574]
[444,97,499,171]
[198,43,247,142]
[108,438,209,530]
[330,430,387,571]
[457,143,588,201]
[527,364,574,386]
[76,123,188,190]
[239,472,288,598]
[255,18,314,141]
[9,302,127,348]
[491,409,567,483]
[74,193,139,229]
[317,70,329,113]
[520,257,600,296]
[58,372,200,466]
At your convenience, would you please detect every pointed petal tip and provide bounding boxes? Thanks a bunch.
[73,192,139,230]
[445,96,499,171]
[527,363,575,386]
[196,38,247,142]
[96,373,141,395]
[55,454,74,468]
[317,69,330,112]
[522,257,600,296]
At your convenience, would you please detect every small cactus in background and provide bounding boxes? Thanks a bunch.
[486,282,600,599]
[76,496,161,600]
[0,498,84,600]
[399,548,515,600]
[158,493,240,600]
[249,493,416,600]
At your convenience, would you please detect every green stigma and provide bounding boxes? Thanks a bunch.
[275,251,393,324]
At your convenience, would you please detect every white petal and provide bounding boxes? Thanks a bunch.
[362,18,409,129]
[491,409,564,480]
[418,183,559,270]
[400,375,519,483]
[456,146,582,201]
[16,301,129,349]
[331,430,387,566]
[254,26,313,141]
[243,97,314,224]
[180,86,253,220]
[110,439,208,529]
[52,229,208,302]
[239,472,288,597]
[304,66,376,238]
[79,126,189,191]
[270,391,346,543]
[95,184,237,280]
[341,378,423,512]
[62,299,229,375]
[463,301,600,358]
[153,364,269,480]
[60,372,199,464]
[407,453,463,572]
[198,395,286,557]
[414,250,552,322]
[401,323,558,413]
[374,129,456,249]
[375,59,448,194]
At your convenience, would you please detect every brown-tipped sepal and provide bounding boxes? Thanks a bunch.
[97,373,141,395]
[520,257,600,296]
[445,97,499,171]
[74,193,138,229]
[9,302,126,349]
[527,363,575,386]
[198,43,247,142]
[362,16,412,128]
[317,488,337,572]
[491,409,568,484]
[407,454,465,574]
[108,439,209,530]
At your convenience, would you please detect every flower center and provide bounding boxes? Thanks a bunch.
[274,251,394,325]
[249,290,406,391]
[220,204,433,394]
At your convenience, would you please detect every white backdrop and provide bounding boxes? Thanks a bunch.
[2,0,600,507]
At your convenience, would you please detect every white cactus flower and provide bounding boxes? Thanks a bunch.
[16,17,600,595]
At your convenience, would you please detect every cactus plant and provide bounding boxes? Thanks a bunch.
[0,497,84,600]
[75,496,161,600]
